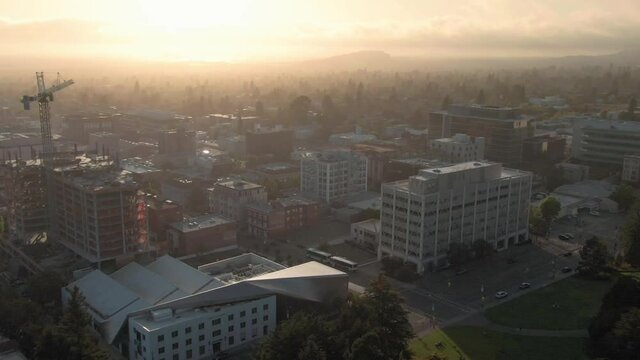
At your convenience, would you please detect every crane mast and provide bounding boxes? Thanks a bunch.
[21,72,74,164]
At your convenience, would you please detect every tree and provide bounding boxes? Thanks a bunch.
[60,287,108,360]
[448,243,472,268]
[347,330,385,360]
[25,271,66,307]
[529,206,546,235]
[298,335,327,360]
[589,275,640,359]
[363,276,413,359]
[441,95,451,110]
[611,183,636,211]
[476,89,486,104]
[539,197,561,234]
[289,95,311,124]
[578,237,609,277]
[257,312,329,360]
[472,239,494,259]
[622,205,640,267]
[628,97,637,120]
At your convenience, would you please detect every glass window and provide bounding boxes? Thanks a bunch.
[186,349,192,359]
[228,314,234,321]
[159,347,165,354]
[251,318,257,325]
[263,304,269,310]
[198,334,204,341]
[198,323,204,330]
[251,308,257,314]
[212,318,221,326]
[185,327,191,334]
[240,310,246,317]
[229,336,235,346]
[199,346,205,355]
[171,331,178,338]
[240,322,246,328]
[228,325,234,332]
[172,343,178,350]
[186,339,192,346]
[158,335,165,342]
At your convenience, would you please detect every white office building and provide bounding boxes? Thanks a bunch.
[300,150,368,203]
[572,118,640,166]
[63,253,348,360]
[430,133,485,162]
[379,161,532,273]
[623,155,640,183]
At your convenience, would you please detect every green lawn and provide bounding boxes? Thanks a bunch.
[411,326,586,360]
[484,276,613,330]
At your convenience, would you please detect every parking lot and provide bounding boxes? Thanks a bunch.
[349,241,581,325]
[549,211,626,253]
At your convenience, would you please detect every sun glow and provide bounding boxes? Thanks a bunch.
[135,0,250,31]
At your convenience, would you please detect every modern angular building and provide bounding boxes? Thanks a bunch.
[428,105,533,165]
[63,253,348,359]
[572,118,640,166]
[300,150,368,203]
[379,161,532,273]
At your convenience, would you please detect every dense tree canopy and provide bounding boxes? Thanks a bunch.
[258,276,413,360]
[578,237,609,277]
[611,184,637,211]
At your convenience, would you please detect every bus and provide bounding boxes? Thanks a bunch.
[306,248,332,264]
[329,256,359,272]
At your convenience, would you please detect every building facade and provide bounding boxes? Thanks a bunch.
[300,150,368,203]
[430,133,485,163]
[380,161,532,273]
[623,154,640,183]
[351,218,380,252]
[246,196,320,240]
[428,105,532,166]
[166,214,237,257]
[208,180,268,223]
[245,127,293,161]
[50,159,147,263]
[572,119,640,166]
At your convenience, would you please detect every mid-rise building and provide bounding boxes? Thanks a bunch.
[209,180,268,223]
[380,161,532,273]
[351,218,380,253]
[430,133,485,163]
[49,156,147,263]
[245,126,293,161]
[158,129,196,156]
[522,134,566,168]
[623,155,640,183]
[166,214,237,256]
[246,196,320,240]
[146,198,182,249]
[572,118,640,166]
[62,113,116,143]
[428,105,533,165]
[351,143,399,190]
[300,150,368,203]
[63,253,348,359]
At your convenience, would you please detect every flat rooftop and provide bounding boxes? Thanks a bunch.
[170,214,233,233]
[216,179,263,190]
[421,161,495,175]
[577,118,640,132]
[198,253,285,285]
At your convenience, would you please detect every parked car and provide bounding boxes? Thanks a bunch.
[561,266,572,273]
[519,282,531,290]
[589,210,600,216]
[558,234,569,241]
[455,268,468,276]
[495,291,509,299]
[564,233,574,239]
[563,252,573,257]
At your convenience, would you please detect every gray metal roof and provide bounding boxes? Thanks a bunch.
[146,255,225,294]
[110,262,188,305]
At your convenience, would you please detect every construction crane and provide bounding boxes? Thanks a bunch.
[21,72,74,163]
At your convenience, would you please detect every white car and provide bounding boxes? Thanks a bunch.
[495,291,509,299]
[589,210,600,216]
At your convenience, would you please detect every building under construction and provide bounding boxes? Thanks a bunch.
[1,153,149,264]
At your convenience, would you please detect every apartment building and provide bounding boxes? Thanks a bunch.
[572,118,640,166]
[380,161,532,273]
[300,150,368,203]
[246,196,320,240]
[430,133,485,163]
[428,105,533,165]
[208,180,267,223]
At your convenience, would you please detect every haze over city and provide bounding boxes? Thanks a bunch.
[2,0,640,62]
[1,1,640,360]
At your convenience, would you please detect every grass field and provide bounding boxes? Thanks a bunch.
[484,276,612,330]
[411,326,586,360]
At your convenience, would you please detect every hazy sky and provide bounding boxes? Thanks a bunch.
[1,0,639,62]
